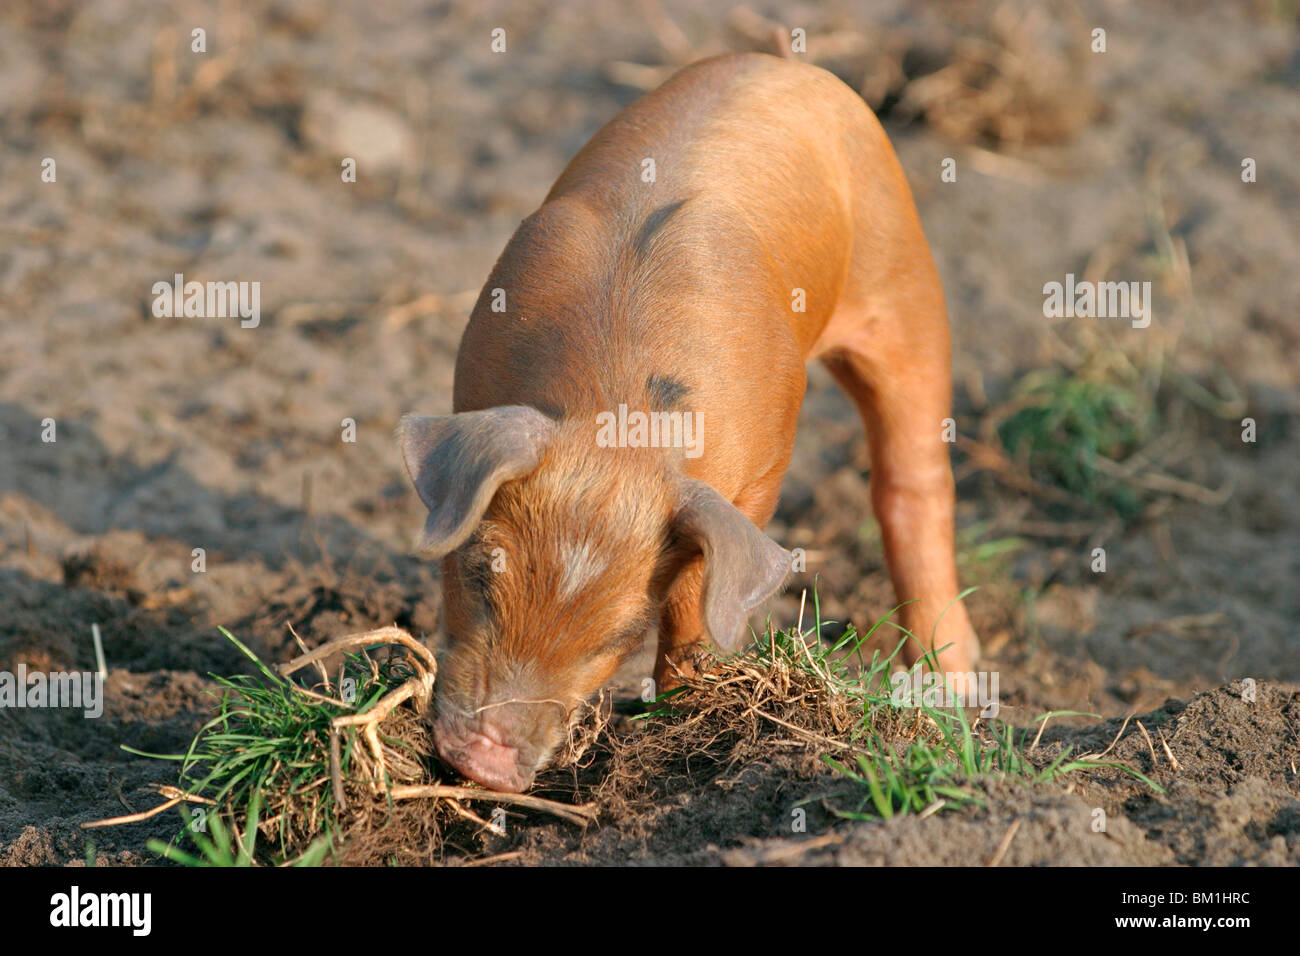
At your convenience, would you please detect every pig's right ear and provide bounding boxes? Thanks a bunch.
[397,406,554,558]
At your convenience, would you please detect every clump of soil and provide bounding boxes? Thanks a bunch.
[1054,681,1300,866]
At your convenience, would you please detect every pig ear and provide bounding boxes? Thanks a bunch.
[397,406,554,557]
[674,478,792,652]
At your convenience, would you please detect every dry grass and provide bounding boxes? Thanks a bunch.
[893,3,1100,149]
[610,1,1101,151]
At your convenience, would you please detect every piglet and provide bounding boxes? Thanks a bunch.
[399,53,977,792]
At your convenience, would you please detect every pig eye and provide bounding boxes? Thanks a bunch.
[461,552,492,590]
[609,612,654,655]
[454,543,498,619]
[576,623,644,668]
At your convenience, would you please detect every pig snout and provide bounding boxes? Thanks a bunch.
[434,723,531,792]
[432,701,562,793]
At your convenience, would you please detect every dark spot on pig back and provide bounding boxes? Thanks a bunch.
[647,374,691,409]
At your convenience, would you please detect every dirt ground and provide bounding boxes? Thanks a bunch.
[1,0,1296,866]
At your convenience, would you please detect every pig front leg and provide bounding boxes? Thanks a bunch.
[654,559,708,691]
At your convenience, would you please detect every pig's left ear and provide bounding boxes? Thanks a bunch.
[397,406,554,557]
[674,478,792,652]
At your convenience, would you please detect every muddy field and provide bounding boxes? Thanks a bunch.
[1,0,1297,867]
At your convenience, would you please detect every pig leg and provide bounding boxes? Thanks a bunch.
[818,285,978,678]
[654,559,706,690]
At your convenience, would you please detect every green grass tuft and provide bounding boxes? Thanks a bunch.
[734,592,1162,820]
[135,627,420,866]
[998,369,1153,517]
